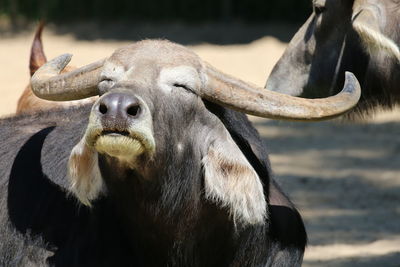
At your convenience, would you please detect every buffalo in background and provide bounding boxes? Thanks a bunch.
[266,0,400,117]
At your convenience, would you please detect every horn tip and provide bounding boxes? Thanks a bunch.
[343,71,361,101]
[49,53,73,71]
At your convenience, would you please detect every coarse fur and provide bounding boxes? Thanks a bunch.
[202,129,267,226]
[0,102,306,266]
[352,0,400,61]
[68,138,103,207]
[353,15,400,61]
[266,0,400,119]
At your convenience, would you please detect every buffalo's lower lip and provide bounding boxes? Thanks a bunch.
[94,132,146,159]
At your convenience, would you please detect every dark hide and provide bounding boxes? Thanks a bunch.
[0,102,306,266]
[205,101,307,263]
[266,0,400,118]
[0,106,134,266]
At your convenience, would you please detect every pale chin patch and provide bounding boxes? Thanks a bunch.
[95,135,146,162]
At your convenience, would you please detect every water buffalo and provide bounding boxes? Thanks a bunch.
[0,39,360,266]
[266,0,400,117]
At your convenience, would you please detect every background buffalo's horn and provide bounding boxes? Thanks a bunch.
[203,65,361,121]
[31,54,105,101]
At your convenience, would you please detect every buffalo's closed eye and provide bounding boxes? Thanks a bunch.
[173,83,190,90]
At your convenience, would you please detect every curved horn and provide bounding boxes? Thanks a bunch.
[203,65,361,121]
[31,54,105,101]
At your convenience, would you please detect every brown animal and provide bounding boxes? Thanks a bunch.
[17,22,95,114]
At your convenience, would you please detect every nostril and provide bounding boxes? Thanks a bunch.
[127,104,140,117]
[99,103,108,114]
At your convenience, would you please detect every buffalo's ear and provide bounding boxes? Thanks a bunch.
[68,138,103,206]
[202,128,267,227]
[352,1,400,61]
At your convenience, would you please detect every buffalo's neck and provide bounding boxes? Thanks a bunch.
[97,155,239,266]
[359,59,400,112]
[340,35,400,113]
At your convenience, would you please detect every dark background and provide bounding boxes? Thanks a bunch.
[1,0,311,24]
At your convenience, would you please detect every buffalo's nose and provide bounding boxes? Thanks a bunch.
[96,93,142,123]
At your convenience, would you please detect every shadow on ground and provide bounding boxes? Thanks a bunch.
[252,118,400,265]
[306,252,400,267]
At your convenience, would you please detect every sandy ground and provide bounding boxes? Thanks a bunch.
[0,23,399,266]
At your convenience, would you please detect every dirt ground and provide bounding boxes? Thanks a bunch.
[0,23,399,266]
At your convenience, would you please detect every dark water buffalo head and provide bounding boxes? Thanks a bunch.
[266,0,400,104]
[31,40,360,227]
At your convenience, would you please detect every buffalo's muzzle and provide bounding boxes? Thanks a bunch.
[88,91,155,163]
[95,92,142,131]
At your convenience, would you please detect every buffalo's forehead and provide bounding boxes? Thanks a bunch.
[109,40,203,71]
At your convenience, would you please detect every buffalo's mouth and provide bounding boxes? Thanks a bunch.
[92,128,154,161]
[101,129,130,137]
